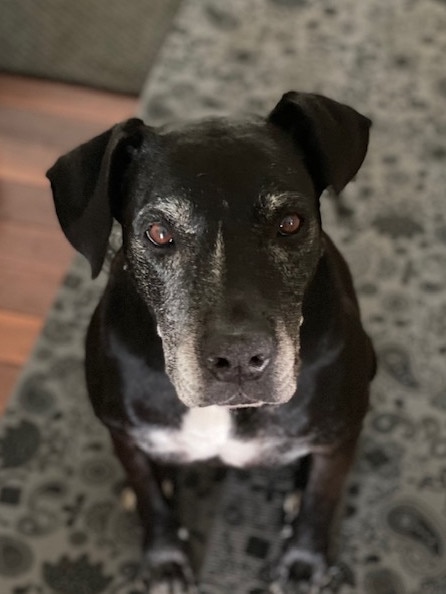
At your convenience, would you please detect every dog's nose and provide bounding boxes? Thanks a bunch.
[204,333,273,382]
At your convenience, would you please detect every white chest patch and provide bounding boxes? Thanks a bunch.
[133,406,263,467]
[131,406,311,468]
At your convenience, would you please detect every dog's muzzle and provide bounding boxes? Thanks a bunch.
[169,317,299,408]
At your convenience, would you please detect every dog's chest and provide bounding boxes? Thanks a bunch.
[131,406,310,467]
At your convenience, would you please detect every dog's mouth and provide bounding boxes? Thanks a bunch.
[187,370,298,408]
[225,401,268,409]
[173,367,298,409]
[214,392,276,409]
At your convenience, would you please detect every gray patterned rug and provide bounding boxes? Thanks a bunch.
[2,1,446,593]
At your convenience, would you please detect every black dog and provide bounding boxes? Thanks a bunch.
[48,92,376,592]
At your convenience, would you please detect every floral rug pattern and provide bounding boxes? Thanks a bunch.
[2,0,446,592]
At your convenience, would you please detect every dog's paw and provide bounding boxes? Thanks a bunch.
[141,548,198,594]
[269,547,344,594]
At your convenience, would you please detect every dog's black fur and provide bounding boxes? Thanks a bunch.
[48,92,376,592]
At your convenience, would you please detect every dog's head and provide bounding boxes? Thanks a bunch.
[48,92,370,408]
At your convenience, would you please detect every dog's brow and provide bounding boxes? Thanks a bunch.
[140,197,199,233]
[257,192,304,216]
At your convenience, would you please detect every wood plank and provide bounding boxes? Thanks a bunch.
[0,74,137,124]
[0,105,107,149]
[0,310,42,367]
[0,180,59,228]
[0,137,60,186]
[0,221,73,316]
[0,221,73,272]
[0,258,71,317]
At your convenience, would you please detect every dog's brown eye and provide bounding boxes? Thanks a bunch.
[278,214,301,236]
[146,223,174,246]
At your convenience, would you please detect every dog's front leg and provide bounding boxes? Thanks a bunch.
[111,430,196,593]
[274,437,358,592]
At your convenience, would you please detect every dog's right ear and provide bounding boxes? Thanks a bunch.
[47,118,146,278]
[268,92,371,196]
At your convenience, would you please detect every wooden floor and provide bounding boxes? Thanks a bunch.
[0,74,138,414]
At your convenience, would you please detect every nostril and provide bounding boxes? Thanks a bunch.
[249,354,269,370]
[249,354,264,368]
[213,357,231,369]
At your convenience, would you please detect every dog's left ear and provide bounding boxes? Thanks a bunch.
[268,92,371,195]
[47,118,146,278]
